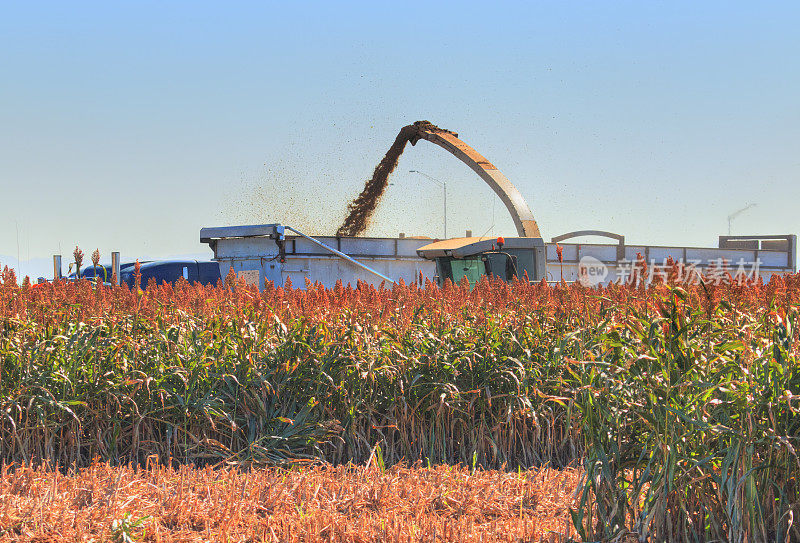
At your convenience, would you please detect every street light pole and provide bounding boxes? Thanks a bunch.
[409,170,447,238]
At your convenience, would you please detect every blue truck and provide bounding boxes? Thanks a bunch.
[75,260,222,288]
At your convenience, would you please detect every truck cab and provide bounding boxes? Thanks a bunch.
[118,260,221,288]
[417,236,546,287]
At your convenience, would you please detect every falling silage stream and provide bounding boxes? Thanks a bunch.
[336,121,454,237]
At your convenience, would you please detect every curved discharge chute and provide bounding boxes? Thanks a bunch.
[337,121,541,239]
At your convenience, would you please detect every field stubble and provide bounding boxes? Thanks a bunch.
[0,461,579,542]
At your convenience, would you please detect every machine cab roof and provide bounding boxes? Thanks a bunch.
[417,236,546,286]
[416,236,543,259]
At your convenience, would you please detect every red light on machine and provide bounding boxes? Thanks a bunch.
[496,237,505,249]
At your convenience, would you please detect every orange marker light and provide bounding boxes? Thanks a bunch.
[496,237,505,248]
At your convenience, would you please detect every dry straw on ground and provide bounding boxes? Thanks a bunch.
[0,462,579,542]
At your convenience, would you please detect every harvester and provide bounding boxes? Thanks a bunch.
[200,124,795,288]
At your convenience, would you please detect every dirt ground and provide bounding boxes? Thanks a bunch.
[0,461,579,542]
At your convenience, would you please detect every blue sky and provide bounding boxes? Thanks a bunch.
[2,2,798,279]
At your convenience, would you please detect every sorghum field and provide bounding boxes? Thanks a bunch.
[1,262,799,542]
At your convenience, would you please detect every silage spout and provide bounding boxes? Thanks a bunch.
[337,121,540,239]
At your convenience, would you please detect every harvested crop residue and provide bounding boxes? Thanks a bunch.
[336,120,456,237]
[0,462,579,542]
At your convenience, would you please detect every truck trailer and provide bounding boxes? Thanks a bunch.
[200,223,795,289]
